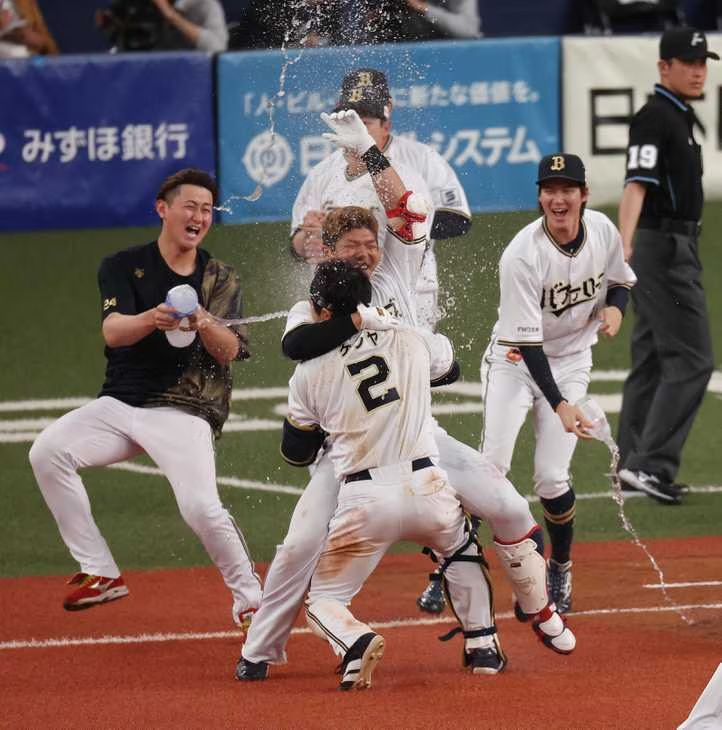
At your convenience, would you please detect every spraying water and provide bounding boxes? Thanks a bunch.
[576,395,694,625]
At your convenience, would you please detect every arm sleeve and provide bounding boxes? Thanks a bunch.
[495,250,544,347]
[624,106,663,187]
[424,0,481,38]
[97,254,136,321]
[422,146,472,239]
[519,345,564,410]
[280,418,326,466]
[416,329,457,383]
[606,286,630,315]
[203,258,249,360]
[281,369,325,465]
[281,317,358,361]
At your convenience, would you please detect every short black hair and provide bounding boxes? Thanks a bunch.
[156,168,218,204]
[310,260,372,318]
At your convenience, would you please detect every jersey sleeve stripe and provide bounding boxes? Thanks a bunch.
[385,225,427,246]
[625,175,660,186]
[497,338,544,347]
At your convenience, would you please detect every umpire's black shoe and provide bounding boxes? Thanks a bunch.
[464,647,507,675]
[339,632,385,690]
[235,657,269,681]
[618,469,682,505]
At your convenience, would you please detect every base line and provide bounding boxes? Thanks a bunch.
[2,602,721,651]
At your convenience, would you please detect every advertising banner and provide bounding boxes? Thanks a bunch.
[0,53,215,231]
[563,34,722,206]
[217,38,560,223]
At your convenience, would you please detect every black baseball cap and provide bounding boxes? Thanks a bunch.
[660,28,719,61]
[536,153,586,185]
[334,68,391,120]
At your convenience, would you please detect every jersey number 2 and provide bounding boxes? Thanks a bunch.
[347,356,400,412]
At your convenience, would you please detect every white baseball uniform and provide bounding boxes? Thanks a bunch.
[289,326,495,659]
[480,208,637,498]
[291,135,471,330]
[242,221,536,666]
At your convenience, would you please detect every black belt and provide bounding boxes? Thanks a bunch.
[637,217,701,237]
[344,457,435,484]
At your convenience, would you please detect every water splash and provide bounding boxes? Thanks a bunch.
[211,310,289,327]
[603,443,694,626]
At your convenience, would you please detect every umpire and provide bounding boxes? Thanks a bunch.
[617,28,716,505]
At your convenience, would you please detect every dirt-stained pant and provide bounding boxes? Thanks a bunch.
[306,461,495,658]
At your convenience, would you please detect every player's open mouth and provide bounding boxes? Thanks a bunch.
[186,225,201,237]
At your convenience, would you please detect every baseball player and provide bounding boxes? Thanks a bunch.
[236,112,575,682]
[29,168,262,627]
[478,153,636,612]
[282,259,505,688]
[291,68,471,331]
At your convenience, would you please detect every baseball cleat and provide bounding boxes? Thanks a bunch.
[532,604,576,654]
[548,559,573,614]
[618,469,682,505]
[235,657,269,682]
[339,632,385,691]
[63,572,129,611]
[464,647,507,675]
[417,576,446,614]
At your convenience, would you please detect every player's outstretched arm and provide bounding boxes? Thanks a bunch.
[102,306,176,348]
[320,110,428,238]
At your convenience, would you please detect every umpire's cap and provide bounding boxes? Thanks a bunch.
[334,68,391,120]
[660,28,719,61]
[536,153,586,186]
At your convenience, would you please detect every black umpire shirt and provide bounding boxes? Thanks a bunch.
[624,83,704,223]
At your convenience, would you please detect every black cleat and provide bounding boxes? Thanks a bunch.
[548,559,573,614]
[339,632,385,690]
[618,469,682,505]
[464,647,507,675]
[417,577,446,614]
[235,657,269,681]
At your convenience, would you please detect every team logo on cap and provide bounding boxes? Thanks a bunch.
[691,32,703,46]
[550,155,565,171]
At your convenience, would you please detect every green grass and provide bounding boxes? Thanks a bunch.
[1,205,720,577]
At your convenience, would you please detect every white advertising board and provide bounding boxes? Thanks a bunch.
[563,34,722,207]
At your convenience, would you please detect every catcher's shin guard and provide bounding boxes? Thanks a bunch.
[493,527,548,617]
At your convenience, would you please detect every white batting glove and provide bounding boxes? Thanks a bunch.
[357,303,400,331]
[320,110,376,156]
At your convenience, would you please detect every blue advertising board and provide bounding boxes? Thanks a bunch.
[217,38,560,223]
[0,53,215,231]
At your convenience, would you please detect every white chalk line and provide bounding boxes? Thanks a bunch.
[3,601,721,652]
[644,581,722,590]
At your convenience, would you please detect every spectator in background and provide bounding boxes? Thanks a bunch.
[0,0,58,57]
[342,0,481,44]
[229,0,339,50]
[97,0,227,53]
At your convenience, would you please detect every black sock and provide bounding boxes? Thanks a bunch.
[540,489,576,564]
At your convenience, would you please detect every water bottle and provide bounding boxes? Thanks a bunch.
[165,285,198,348]
[575,395,615,449]
[165,285,198,317]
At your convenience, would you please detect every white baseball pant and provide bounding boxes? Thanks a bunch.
[480,343,592,499]
[243,425,535,664]
[306,461,495,658]
[29,396,261,616]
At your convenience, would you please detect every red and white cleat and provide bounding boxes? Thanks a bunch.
[63,572,129,611]
[532,603,576,654]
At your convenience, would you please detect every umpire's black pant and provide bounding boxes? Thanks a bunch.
[617,228,714,483]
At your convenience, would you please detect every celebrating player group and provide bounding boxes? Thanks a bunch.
[33,58,677,693]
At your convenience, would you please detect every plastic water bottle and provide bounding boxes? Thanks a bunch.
[165,285,198,317]
[575,395,615,449]
[165,285,198,348]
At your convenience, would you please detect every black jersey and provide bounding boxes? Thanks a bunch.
[97,241,248,436]
[624,84,704,222]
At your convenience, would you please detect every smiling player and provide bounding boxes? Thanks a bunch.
[477,153,636,613]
